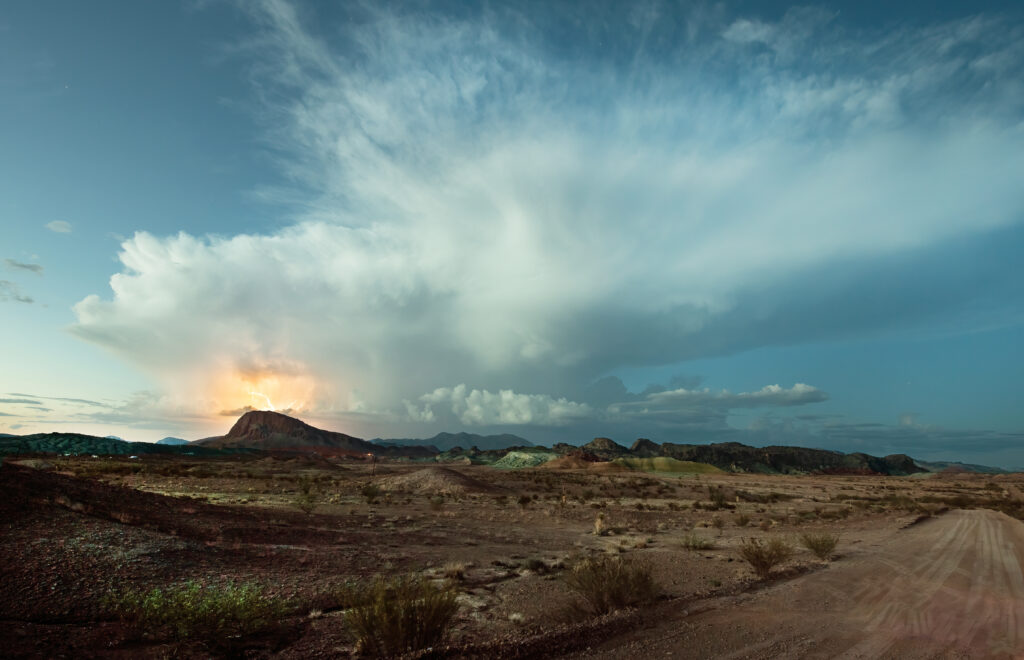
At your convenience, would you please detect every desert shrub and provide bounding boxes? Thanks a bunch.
[345,575,459,656]
[518,494,532,508]
[739,537,793,578]
[523,558,548,573]
[565,555,657,616]
[105,580,289,649]
[361,483,380,505]
[681,533,714,551]
[800,532,839,560]
[734,513,751,527]
[294,476,320,515]
[429,495,444,511]
[707,486,729,510]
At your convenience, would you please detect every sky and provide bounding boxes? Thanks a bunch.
[1,1,1023,467]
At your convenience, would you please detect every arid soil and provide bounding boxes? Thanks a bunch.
[2,455,1023,658]
[569,508,1024,659]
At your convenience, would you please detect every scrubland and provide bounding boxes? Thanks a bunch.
[3,455,1023,658]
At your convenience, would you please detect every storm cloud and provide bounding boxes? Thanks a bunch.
[69,2,1024,437]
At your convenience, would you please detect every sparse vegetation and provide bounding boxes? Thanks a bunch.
[739,537,793,578]
[800,532,840,560]
[681,533,715,551]
[294,476,320,514]
[360,483,380,505]
[565,555,657,616]
[345,574,459,656]
[104,580,290,649]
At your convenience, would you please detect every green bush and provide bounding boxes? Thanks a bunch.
[738,537,793,579]
[799,532,839,560]
[345,575,459,656]
[681,533,714,551]
[104,580,290,648]
[564,555,657,616]
[361,483,380,505]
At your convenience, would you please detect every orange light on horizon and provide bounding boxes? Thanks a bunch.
[206,367,320,418]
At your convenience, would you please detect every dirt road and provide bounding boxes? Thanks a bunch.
[573,509,1024,659]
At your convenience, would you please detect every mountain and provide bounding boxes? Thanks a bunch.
[156,437,190,445]
[374,431,533,452]
[197,411,435,457]
[198,410,371,451]
[654,441,922,475]
[0,432,243,457]
[914,460,1011,474]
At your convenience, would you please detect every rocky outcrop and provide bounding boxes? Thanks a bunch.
[630,438,660,458]
[580,437,630,460]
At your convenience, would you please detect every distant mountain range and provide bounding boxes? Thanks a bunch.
[155,437,189,445]
[557,437,923,475]
[373,431,534,452]
[0,411,1015,475]
[915,460,1012,475]
[0,432,248,457]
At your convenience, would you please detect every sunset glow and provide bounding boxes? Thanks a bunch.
[209,369,319,417]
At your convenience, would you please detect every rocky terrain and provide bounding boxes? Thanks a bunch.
[3,441,1024,658]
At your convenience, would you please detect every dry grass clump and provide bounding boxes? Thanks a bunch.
[738,537,793,578]
[799,532,840,560]
[345,574,459,656]
[565,555,657,616]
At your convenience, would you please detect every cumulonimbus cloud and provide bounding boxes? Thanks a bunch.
[69,2,1024,434]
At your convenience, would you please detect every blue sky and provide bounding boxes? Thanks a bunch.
[1,1,1023,467]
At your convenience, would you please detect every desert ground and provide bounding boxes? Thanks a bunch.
[3,455,1024,658]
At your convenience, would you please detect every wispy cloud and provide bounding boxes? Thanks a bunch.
[45,220,72,233]
[4,259,43,274]
[68,2,1024,431]
[8,393,105,407]
[0,281,33,303]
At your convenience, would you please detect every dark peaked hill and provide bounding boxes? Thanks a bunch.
[197,411,435,458]
[580,437,631,460]
[199,410,367,451]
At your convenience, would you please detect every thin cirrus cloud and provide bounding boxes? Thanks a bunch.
[4,259,43,274]
[45,220,72,233]
[0,280,34,304]
[69,2,1024,435]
